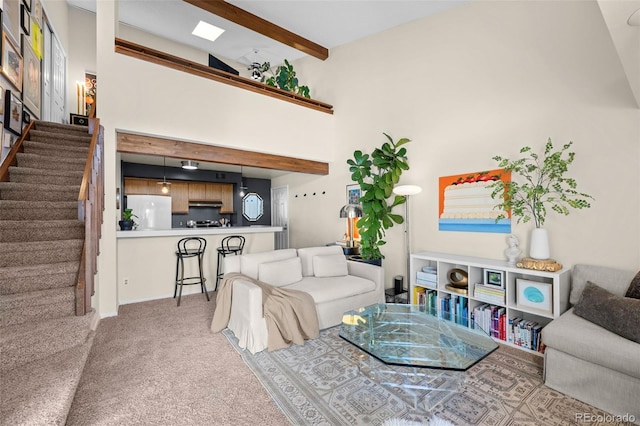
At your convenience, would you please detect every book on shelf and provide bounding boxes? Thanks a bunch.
[474,283,505,305]
[509,317,545,353]
[414,287,437,314]
[416,270,437,283]
[416,279,437,289]
[473,303,506,342]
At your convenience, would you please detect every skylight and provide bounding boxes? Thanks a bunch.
[192,21,225,42]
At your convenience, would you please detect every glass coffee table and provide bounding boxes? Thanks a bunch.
[339,303,498,410]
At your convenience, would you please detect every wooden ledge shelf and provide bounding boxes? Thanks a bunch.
[114,38,334,115]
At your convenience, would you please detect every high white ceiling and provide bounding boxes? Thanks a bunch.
[67,0,467,67]
[67,0,640,179]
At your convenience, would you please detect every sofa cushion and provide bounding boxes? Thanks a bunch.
[285,275,376,304]
[573,281,640,344]
[569,264,635,305]
[297,246,344,277]
[239,248,297,279]
[313,254,348,278]
[625,271,640,299]
[542,308,640,380]
[258,257,303,287]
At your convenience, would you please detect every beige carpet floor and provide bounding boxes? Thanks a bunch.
[66,293,288,425]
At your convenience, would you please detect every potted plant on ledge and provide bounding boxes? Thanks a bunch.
[119,208,138,231]
[347,133,411,264]
[489,138,594,263]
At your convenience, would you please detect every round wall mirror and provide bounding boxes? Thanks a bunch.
[242,192,263,221]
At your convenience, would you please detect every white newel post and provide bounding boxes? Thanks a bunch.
[529,228,550,259]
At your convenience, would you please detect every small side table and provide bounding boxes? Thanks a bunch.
[385,288,408,304]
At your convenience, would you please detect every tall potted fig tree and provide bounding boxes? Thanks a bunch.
[347,133,410,262]
[489,139,594,259]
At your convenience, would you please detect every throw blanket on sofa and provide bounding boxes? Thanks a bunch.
[211,272,319,351]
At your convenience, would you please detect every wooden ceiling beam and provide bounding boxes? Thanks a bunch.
[184,0,328,61]
[117,132,329,175]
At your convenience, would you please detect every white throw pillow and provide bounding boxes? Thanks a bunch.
[258,257,303,287]
[313,254,348,278]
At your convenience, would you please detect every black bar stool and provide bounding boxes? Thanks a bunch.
[215,235,246,290]
[174,237,209,306]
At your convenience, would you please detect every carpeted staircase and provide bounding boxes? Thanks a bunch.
[0,121,98,425]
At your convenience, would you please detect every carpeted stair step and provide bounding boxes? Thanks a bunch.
[23,140,89,159]
[0,261,80,294]
[16,152,86,172]
[28,129,92,146]
[0,331,94,426]
[0,310,95,373]
[7,166,84,186]
[0,182,81,201]
[0,240,83,268]
[0,200,78,220]
[0,286,75,327]
[0,220,84,243]
[34,121,92,136]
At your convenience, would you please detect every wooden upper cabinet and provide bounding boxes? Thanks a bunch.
[206,183,222,201]
[171,182,189,214]
[124,178,150,195]
[220,184,234,214]
[188,183,207,201]
[124,178,235,214]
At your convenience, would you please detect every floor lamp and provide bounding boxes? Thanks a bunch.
[392,185,422,291]
[339,204,363,250]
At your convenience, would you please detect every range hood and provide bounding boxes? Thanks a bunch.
[188,201,223,208]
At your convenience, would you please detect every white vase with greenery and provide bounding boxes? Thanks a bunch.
[490,139,594,260]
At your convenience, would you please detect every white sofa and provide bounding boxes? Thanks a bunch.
[542,264,640,423]
[222,245,385,354]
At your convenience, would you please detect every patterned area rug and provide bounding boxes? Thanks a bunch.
[224,327,631,425]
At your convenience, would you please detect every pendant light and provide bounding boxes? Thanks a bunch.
[239,166,248,196]
[158,157,171,194]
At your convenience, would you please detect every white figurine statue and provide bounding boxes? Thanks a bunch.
[505,234,522,264]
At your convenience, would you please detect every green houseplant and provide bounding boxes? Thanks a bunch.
[261,60,311,98]
[347,133,411,261]
[119,208,138,231]
[489,138,594,259]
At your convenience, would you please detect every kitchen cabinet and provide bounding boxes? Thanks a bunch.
[205,183,222,201]
[125,178,234,214]
[220,184,234,214]
[124,178,150,195]
[188,183,207,201]
[171,182,189,214]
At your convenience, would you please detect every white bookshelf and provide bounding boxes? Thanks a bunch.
[410,251,571,356]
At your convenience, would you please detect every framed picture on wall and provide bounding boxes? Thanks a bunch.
[21,35,40,118]
[33,0,43,26]
[1,33,23,91]
[346,184,362,205]
[23,0,33,12]
[21,2,31,36]
[3,0,21,45]
[31,21,43,59]
[4,90,23,136]
[0,84,5,122]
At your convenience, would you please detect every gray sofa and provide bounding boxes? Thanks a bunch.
[542,264,640,422]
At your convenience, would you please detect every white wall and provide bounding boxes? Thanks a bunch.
[275,0,640,288]
[67,6,96,117]
[60,0,638,315]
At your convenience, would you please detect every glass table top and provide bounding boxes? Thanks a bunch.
[339,303,499,371]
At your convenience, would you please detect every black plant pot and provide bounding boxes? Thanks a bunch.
[119,220,134,231]
[347,255,382,267]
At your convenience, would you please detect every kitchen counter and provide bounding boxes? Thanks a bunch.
[116,226,282,239]
[116,226,282,305]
